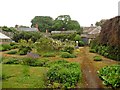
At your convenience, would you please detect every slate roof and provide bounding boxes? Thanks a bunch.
[88,26,101,34]
[51,30,77,34]
[0,32,11,39]
[81,26,101,39]
[17,28,38,31]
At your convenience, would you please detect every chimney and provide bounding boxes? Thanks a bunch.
[15,25,19,29]
[35,23,40,31]
[91,24,94,27]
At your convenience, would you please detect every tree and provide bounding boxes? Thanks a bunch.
[52,15,81,32]
[52,15,71,31]
[74,34,81,41]
[31,16,54,32]
[13,31,42,42]
[2,26,17,32]
[66,20,80,31]
[51,20,64,31]
[95,19,107,26]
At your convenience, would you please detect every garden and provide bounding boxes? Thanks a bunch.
[1,30,120,89]
[1,32,84,88]
[0,31,120,89]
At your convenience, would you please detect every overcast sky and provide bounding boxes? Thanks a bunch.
[0,0,119,27]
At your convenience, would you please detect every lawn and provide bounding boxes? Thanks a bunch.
[2,64,48,88]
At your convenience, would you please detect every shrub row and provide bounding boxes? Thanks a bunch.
[60,52,76,58]
[90,41,120,61]
[0,42,18,51]
[18,46,32,55]
[2,57,49,67]
[7,50,17,54]
[0,44,11,51]
[97,65,120,88]
[47,60,81,88]
[61,46,74,54]
[93,56,102,61]
[43,52,56,57]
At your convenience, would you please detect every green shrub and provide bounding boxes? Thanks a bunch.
[18,46,32,55]
[98,65,120,88]
[78,41,85,46]
[43,53,55,57]
[60,52,76,58]
[13,31,42,42]
[7,50,17,54]
[0,45,3,51]
[104,52,109,57]
[10,42,16,46]
[62,46,74,54]
[89,49,96,53]
[11,45,18,49]
[22,57,36,66]
[47,60,81,88]
[90,41,120,61]
[31,59,49,67]
[22,57,49,67]
[51,33,76,41]
[1,44,11,51]
[46,60,69,67]
[18,50,26,55]
[35,37,55,52]
[3,57,21,64]
[93,56,102,61]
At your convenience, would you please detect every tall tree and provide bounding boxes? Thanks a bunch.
[66,20,80,30]
[31,16,54,32]
[52,15,81,31]
[50,15,70,31]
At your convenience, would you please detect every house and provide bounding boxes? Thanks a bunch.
[0,29,13,38]
[17,28,38,32]
[81,26,101,44]
[0,32,12,44]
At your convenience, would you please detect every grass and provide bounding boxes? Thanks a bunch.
[2,64,48,88]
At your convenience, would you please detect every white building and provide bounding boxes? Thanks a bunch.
[0,32,11,44]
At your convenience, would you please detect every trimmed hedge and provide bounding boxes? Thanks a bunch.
[0,44,11,51]
[43,53,55,57]
[7,50,17,54]
[47,60,81,88]
[60,52,76,58]
[90,40,120,61]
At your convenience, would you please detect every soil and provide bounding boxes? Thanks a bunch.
[79,47,103,88]
[67,47,118,88]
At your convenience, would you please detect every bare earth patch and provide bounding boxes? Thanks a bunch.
[67,47,119,88]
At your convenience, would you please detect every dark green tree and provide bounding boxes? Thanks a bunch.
[66,20,80,31]
[52,15,81,32]
[52,15,71,31]
[31,16,54,32]
[13,31,42,42]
